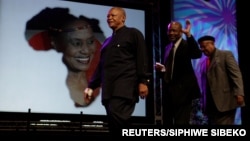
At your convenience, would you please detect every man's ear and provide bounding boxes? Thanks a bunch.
[122,16,126,23]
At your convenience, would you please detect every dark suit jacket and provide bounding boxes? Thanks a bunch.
[162,35,202,106]
[200,49,245,112]
[88,26,151,103]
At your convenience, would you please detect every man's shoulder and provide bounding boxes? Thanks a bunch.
[125,26,141,33]
[216,49,233,55]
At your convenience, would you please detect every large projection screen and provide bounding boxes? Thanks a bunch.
[0,0,147,117]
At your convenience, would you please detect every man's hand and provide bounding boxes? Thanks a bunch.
[83,88,94,104]
[138,83,148,99]
[155,62,166,72]
[236,95,244,106]
[182,19,191,37]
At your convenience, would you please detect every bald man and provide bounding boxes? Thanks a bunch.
[84,7,151,135]
[155,20,202,125]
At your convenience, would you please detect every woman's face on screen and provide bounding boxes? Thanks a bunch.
[59,20,97,72]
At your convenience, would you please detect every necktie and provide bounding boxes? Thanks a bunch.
[165,45,175,83]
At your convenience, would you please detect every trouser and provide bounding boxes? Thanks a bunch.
[207,106,236,125]
[103,97,136,136]
[162,100,192,125]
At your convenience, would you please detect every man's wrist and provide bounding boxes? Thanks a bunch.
[186,33,192,38]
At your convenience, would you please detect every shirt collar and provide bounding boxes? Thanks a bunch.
[173,37,182,48]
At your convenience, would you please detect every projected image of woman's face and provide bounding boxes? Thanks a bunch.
[0,0,146,117]
[56,21,97,72]
[25,7,102,107]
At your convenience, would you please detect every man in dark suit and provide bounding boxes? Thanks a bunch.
[198,35,245,125]
[84,7,151,135]
[155,20,202,125]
